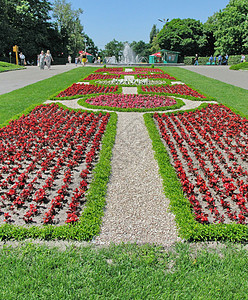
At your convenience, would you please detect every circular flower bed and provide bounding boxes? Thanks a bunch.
[85,94,177,109]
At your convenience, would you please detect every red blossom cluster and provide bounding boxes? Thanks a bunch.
[137,74,176,80]
[142,84,206,98]
[134,67,164,73]
[56,83,118,98]
[154,104,248,224]
[85,94,177,109]
[0,104,110,225]
[94,68,123,73]
[83,74,120,80]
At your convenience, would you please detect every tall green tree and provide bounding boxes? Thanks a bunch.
[52,0,84,56]
[208,0,248,55]
[149,24,159,44]
[156,18,209,56]
[104,39,124,61]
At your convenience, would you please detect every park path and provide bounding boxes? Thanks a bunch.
[180,65,248,90]
[93,112,181,247]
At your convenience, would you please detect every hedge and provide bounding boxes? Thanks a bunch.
[184,55,248,65]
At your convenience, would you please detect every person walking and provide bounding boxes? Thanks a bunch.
[45,50,53,70]
[218,54,222,65]
[241,54,246,63]
[82,51,87,66]
[68,55,72,64]
[19,52,26,66]
[39,50,45,70]
[209,55,213,65]
[194,54,199,66]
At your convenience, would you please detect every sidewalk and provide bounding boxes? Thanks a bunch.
[0,64,76,95]
[179,65,248,90]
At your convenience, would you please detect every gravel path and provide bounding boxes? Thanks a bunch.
[93,113,181,247]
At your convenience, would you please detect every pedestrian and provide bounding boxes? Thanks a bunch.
[82,51,87,66]
[194,54,199,66]
[241,54,246,63]
[39,50,45,70]
[214,56,217,65]
[225,54,229,65]
[45,50,53,70]
[218,54,222,65]
[68,55,72,64]
[19,52,26,66]
[75,57,78,66]
[209,55,213,65]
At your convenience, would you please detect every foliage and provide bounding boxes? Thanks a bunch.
[103,39,124,62]
[0,61,25,72]
[130,40,150,62]
[208,0,248,55]
[230,61,248,70]
[149,24,159,44]
[156,18,210,57]
[52,0,84,57]
[0,0,60,59]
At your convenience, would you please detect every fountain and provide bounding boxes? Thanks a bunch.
[120,43,137,64]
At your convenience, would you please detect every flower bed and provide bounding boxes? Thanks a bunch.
[83,74,121,80]
[137,74,176,80]
[154,104,248,225]
[55,83,118,98]
[134,67,164,73]
[94,68,123,73]
[0,104,111,227]
[142,84,206,98]
[85,94,177,109]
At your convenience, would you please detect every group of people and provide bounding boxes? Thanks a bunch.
[74,51,87,66]
[37,50,53,70]
[194,53,246,66]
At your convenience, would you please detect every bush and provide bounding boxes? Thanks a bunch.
[230,61,248,70]
[184,55,248,65]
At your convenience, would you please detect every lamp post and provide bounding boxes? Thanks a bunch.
[158,18,169,27]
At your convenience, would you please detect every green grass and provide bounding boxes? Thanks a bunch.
[160,66,248,116]
[0,242,247,299]
[0,66,98,124]
[0,61,25,72]
[230,62,248,70]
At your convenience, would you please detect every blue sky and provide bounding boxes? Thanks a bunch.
[52,0,230,50]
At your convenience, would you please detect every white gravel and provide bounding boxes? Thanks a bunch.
[93,113,181,247]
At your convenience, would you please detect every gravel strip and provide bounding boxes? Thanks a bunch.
[93,113,181,247]
[122,86,138,94]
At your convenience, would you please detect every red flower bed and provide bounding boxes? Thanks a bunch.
[56,83,118,98]
[0,104,110,225]
[94,68,123,73]
[83,74,120,80]
[154,104,248,224]
[85,94,176,109]
[134,67,164,73]
[137,74,176,80]
[142,84,206,98]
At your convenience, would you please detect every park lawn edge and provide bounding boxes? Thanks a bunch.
[77,95,185,112]
[0,102,117,241]
[144,103,248,242]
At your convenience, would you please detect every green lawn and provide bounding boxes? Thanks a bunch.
[0,242,247,299]
[0,66,98,125]
[0,66,248,298]
[0,61,25,73]
[161,66,248,116]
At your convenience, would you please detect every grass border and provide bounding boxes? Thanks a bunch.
[144,103,248,242]
[0,103,117,241]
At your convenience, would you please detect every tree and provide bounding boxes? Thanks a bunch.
[149,24,159,44]
[83,33,98,57]
[104,39,124,61]
[208,0,248,55]
[130,40,150,61]
[156,18,209,57]
[53,0,84,56]
[0,0,58,59]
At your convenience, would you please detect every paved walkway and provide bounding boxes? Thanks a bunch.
[0,64,82,95]
[180,65,248,90]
